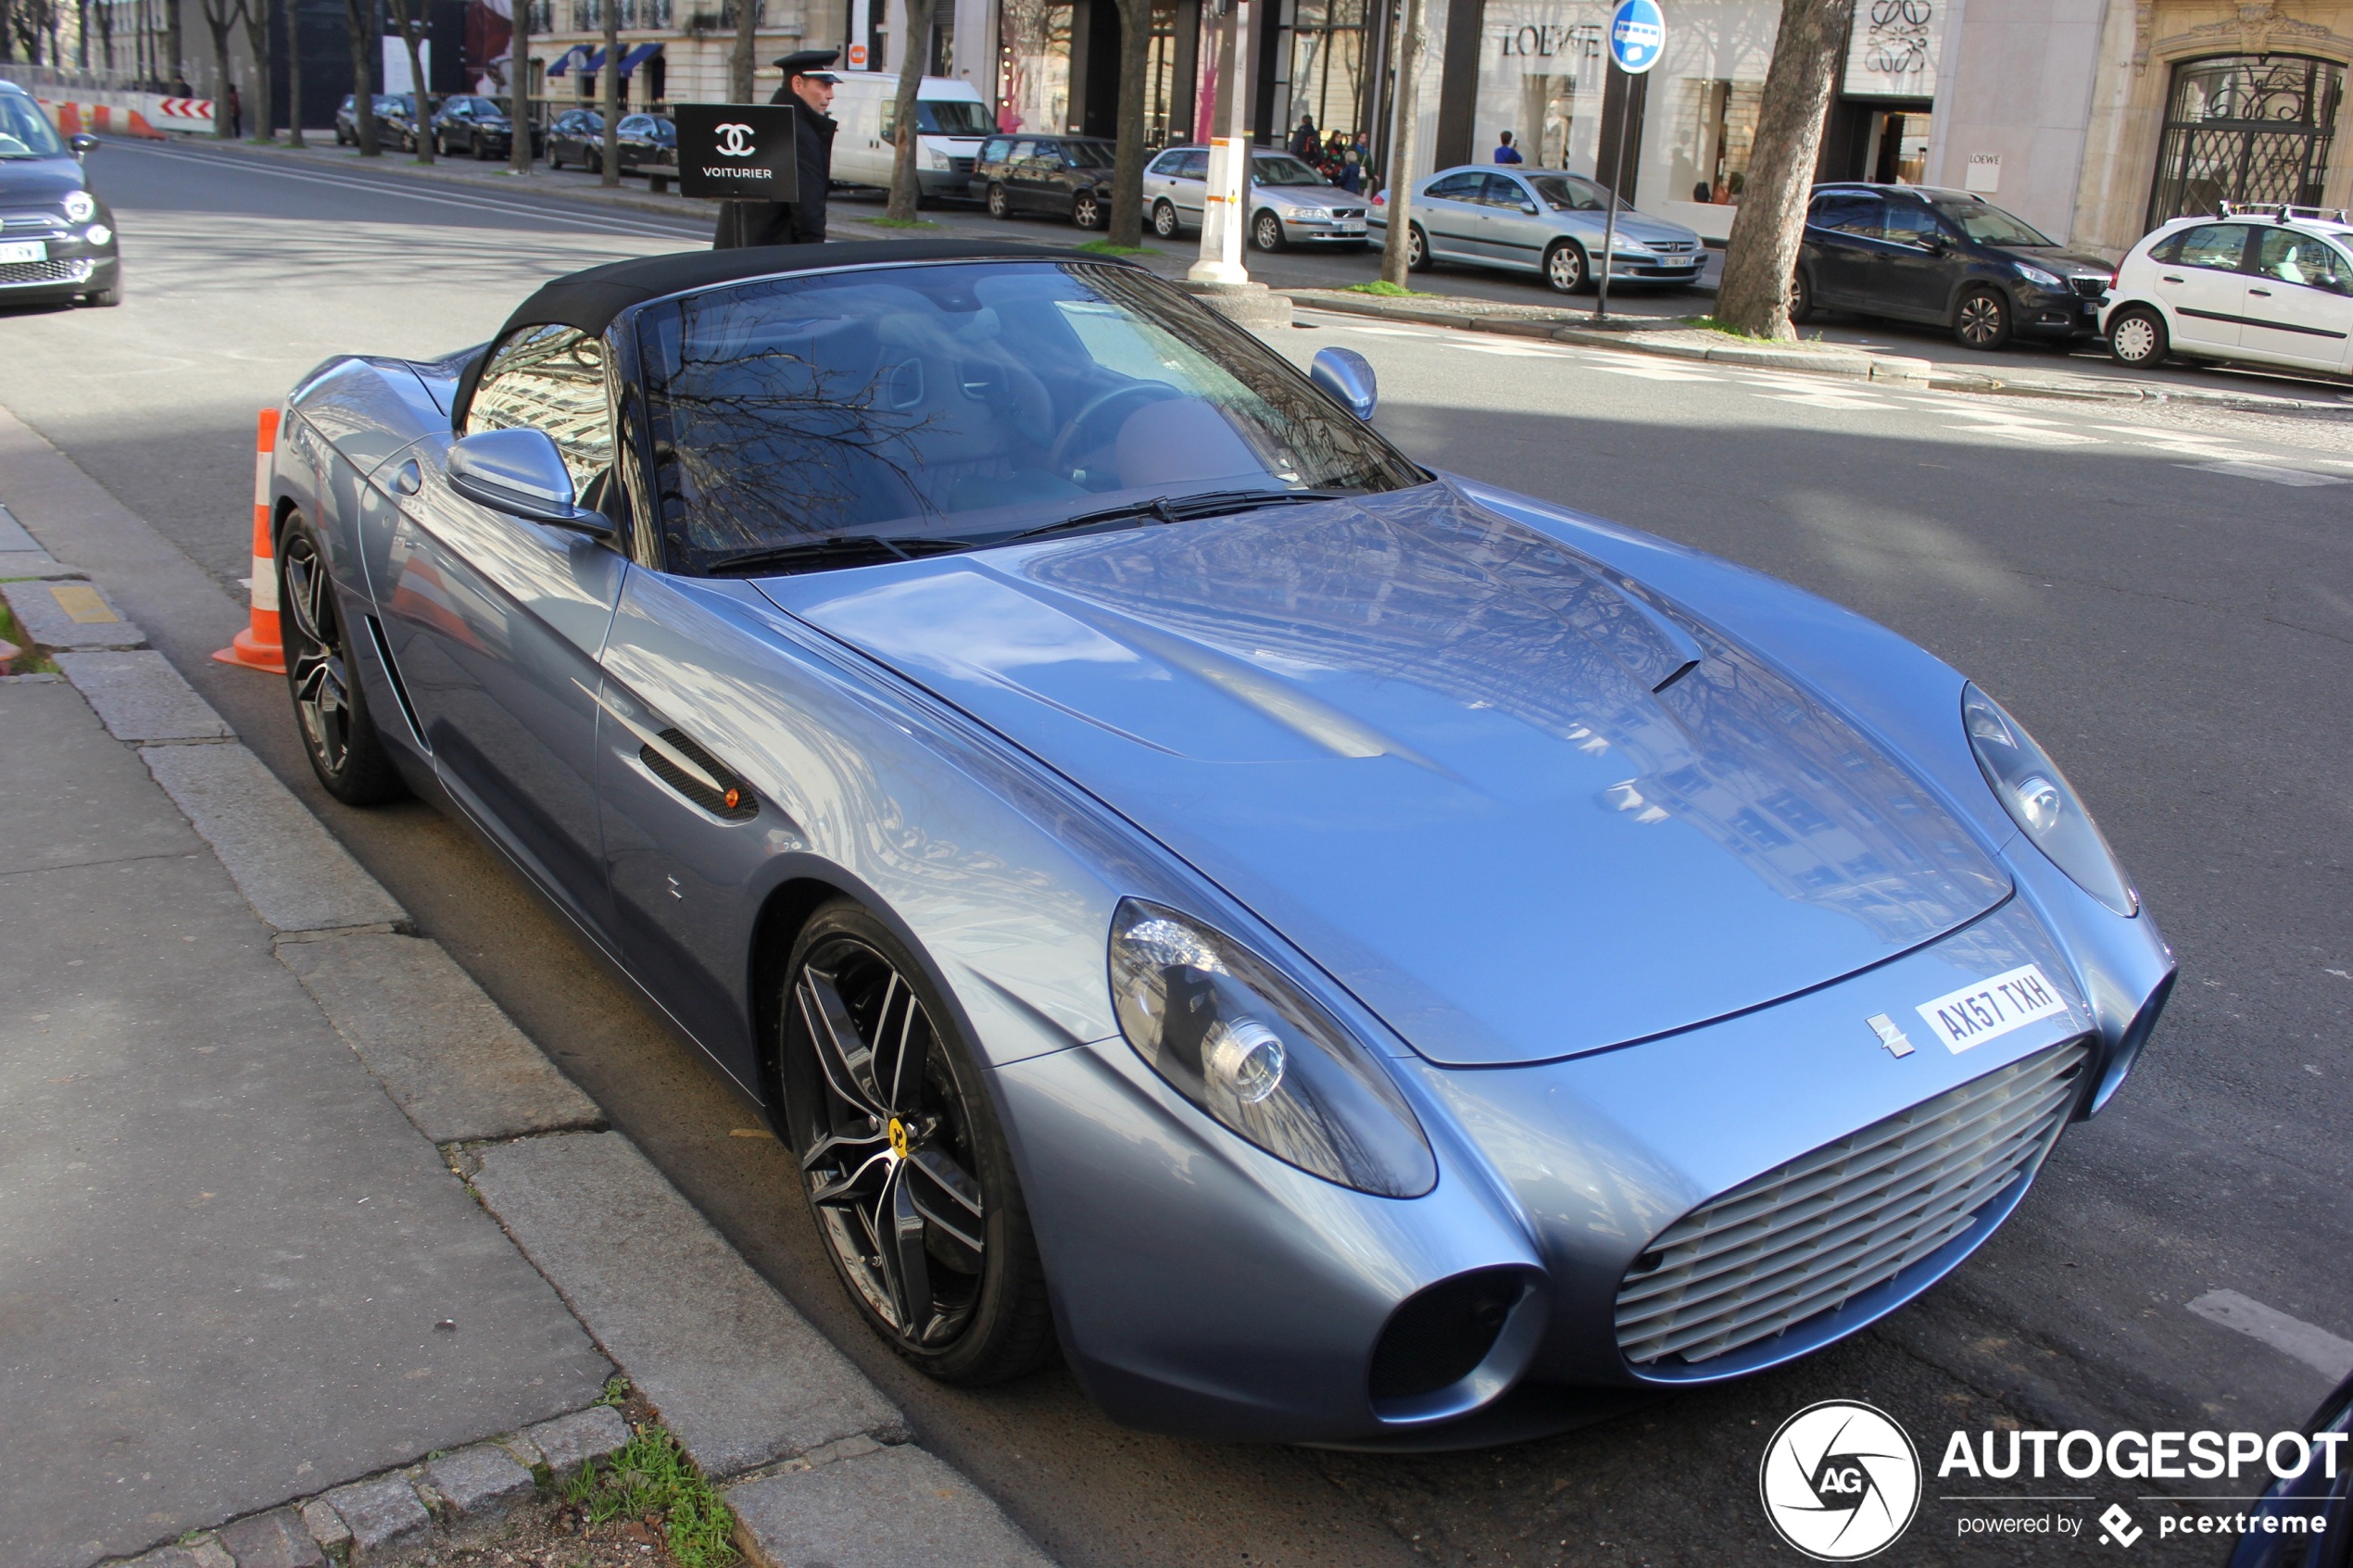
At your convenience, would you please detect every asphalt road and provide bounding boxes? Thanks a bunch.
[6,137,2351,1568]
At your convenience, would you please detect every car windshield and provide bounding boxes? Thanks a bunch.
[1929,198,2054,246]
[0,92,67,158]
[1526,174,1628,212]
[636,260,1426,574]
[917,99,993,136]
[1253,154,1327,186]
[1062,140,1114,168]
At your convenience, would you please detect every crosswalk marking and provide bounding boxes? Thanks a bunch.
[2182,460,2345,487]
[1446,341,1582,358]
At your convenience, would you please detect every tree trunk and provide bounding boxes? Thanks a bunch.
[1713,0,1846,340]
[165,0,182,83]
[883,0,933,222]
[1377,0,1424,288]
[200,0,233,136]
[284,0,302,146]
[387,0,431,160]
[240,0,275,140]
[598,0,617,185]
[1105,0,1148,245]
[510,0,532,170]
[344,0,377,153]
[729,0,752,103]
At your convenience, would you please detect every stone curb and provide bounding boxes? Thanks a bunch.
[1282,288,2353,410]
[1,575,147,653]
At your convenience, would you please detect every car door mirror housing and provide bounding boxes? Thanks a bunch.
[447,429,616,539]
[1310,346,1378,420]
[69,132,99,154]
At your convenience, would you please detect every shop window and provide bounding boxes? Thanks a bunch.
[1472,9,1597,169]
[1676,78,1759,204]
[998,0,1073,134]
[1286,0,1371,148]
[2147,55,2344,230]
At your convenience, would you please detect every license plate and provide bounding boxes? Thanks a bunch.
[0,240,47,264]
[1914,963,2070,1054]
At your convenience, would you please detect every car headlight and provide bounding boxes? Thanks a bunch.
[2015,262,2063,289]
[1962,684,2136,915]
[1108,898,1436,1197]
[63,190,95,222]
[1292,206,1328,220]
[925,145,950,170]
[83,222,111,246]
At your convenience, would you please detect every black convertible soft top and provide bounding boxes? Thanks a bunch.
[453,239,1130,429]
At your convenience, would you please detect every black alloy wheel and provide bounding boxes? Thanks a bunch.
[2107,305,2169,368]
[1252,209,1286,251]
[987,182,1010,220]
[1955,285,2012,350]
[781,903,1054,1384]
[278,511,407,806]
[1788,269,1814,323]
[474,135,493,160]
[1406,221,1430,271]
[1073,191,1103,230]
[1542,239,1587,294]
[1151,199,1180,239]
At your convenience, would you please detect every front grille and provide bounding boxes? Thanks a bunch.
[2070,276,2108,298]
[0,257,94,287]
[1616,1036,2090,1367]
[950,157,975,174]
[2,214,68,233]
[1655,240,1698,253]
[1332,207,1365,220]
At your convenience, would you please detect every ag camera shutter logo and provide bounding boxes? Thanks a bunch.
[714,122,757,157]
[1759,1400,1922,1561]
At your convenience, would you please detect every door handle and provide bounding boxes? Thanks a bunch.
[2161,274,2185,283]
[2248,287,2272,296]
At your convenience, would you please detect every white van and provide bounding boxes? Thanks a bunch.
[825,72,993,201]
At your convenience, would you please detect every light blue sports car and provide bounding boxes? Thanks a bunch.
[271,239,2173,1447]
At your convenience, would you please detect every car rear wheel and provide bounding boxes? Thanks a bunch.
[1252,209,1286,252]
[987,182,1010,220]
[780,901,1055,1384]
[1542,240,1587,294]
[1407,221,1430,271]
[1073,191,1104,229]
[1955,286,2012,350]
[279,511,407,807]
[2107,306,2169,369]
[1151,200,1180,239]
[1788,269,1815,323]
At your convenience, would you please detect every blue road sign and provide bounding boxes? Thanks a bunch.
[1608,0,1666,74]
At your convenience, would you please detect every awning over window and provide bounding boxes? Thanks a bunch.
[617,42,664,77]
[546,45,591,76]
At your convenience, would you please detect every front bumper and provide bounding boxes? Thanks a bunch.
[0,232,118,301]
[1281,214,1371,243]
[2014,282,2107,338]
[996,882,2171,1444]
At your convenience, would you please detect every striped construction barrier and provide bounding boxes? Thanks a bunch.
[38,91,206,139]
[214,408,287,675]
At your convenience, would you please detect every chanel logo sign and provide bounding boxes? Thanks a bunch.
[714,122,757,157]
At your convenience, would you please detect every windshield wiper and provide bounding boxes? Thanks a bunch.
[701,533,957,577]
[994,487,1350,546]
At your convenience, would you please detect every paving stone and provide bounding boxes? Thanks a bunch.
[188,1539,236,1568]
[54,649,233,742]
[0,549,83,579]
[319,1477,433,1561]
[296,1500,351,1563]
[277,932,601,1143]
[494,1431,548,1472]
[138,741,406,932]
[123,1549,208,1568]
[0,575,146,652]
[0,499,41,551]
[423,1444,537,1527]
[472,1134,905,1479]
[216,1508,325,1568]
[523,1406,631,1481]
[725,1445,1057,1568]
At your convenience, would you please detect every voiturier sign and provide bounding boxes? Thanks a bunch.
[673,104,800,203]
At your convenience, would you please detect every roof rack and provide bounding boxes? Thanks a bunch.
[2218,200,2351,223]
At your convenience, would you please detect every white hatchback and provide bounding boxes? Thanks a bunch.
[2102,207,2353,378]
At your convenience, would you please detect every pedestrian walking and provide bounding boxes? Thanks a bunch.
[713,48,841,248]
[1290,112,1317,160]
[1492,129,1523,164]
[227,82,243,139]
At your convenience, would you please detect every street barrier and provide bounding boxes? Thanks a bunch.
[33,89,210,140]
[214,409,287,675]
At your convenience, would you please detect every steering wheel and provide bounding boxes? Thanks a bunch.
[1045,383,1181,478]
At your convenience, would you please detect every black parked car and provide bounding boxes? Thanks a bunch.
[972,134,1117,229]
[333,94,421,149]
[548,109,673,175]
[1794,182,2117,350]
[431,95,542,160]
[0,80,121,308]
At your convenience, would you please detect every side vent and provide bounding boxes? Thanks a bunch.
[361,615,429,750]
[641,728,760,822]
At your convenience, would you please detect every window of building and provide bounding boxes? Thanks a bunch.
[2147,54,2345,230]
[997,0,1073,135]
[1676,78,1760,204]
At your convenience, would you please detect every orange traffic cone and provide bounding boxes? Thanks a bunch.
[213,408,287,674]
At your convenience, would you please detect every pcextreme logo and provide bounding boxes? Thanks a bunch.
[1760,1400,1924,1561]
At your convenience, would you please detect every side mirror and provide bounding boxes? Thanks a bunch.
[447,428,615,539]
[1518,200,1539,214]
[69,132,99,154]
[1310,345,1378,421]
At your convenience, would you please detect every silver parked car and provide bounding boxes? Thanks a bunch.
[1145,144,1370,249]
[1372,166,1705,293]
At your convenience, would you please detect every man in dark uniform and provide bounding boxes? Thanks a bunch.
[713,48,840,248]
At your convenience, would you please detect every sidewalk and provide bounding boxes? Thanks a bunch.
[0,429,1055,1565]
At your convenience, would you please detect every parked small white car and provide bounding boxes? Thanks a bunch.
[2102,207,2353,377]
[825,72,994,200]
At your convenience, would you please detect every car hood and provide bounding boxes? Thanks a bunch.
[1554,209,1697,245]
[1986,244,2112,276]
[1261,182,1358,207]
[763,484,2010,1065]
[0,156,88,207]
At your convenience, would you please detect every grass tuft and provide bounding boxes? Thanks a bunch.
[595,1374,631,1408]
[0,599,55,675]
[565,1424,738,1568]
[1075,239,1155,257]
[1341,279,1435,297]
[860,215,943,230]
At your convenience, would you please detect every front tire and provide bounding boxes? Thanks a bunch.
[1151,199,1180,239]
[1542,239,1587,294]
[1788,269,1815,323]
[1072,191,1103,230]
[1406,221,1430,271]
[1955,285,2012,350]
[1252,208,1285,251]
[278,511,407,807]
[780,901,1055,1385]
[2107,306,2169,368]
[987,182,1010,220]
